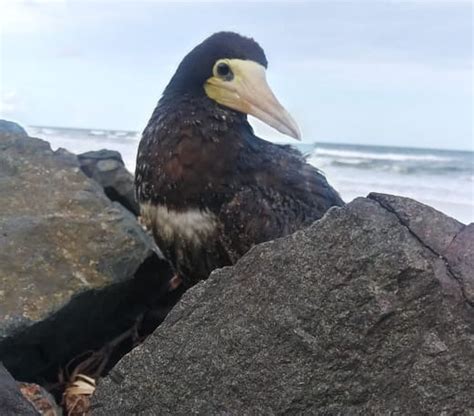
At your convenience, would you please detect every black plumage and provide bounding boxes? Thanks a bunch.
[135,32,343,287]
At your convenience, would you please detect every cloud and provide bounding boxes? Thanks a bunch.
[0,91,20,113]
[0,0,66,34]
[0,90,28,125]
[55,46,83,59]
[284,58,472,91]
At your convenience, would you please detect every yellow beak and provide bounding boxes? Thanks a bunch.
[204,59,301,140]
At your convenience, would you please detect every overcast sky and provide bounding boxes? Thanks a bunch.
[0,0,472,150]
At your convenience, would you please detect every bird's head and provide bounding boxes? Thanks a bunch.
[163,31,301,140]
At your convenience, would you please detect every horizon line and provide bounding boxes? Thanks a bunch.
[25,123,474,153]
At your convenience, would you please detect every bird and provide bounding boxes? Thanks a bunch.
[135,31,344,288]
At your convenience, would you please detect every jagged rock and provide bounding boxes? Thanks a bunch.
[93,194,474,415]
[78,149,139,215]
[0,363,39,416]
[0,121,177,386]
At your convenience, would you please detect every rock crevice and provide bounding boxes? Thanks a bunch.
[369,192,473,306]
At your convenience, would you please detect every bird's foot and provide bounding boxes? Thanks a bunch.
[169,274,183,291]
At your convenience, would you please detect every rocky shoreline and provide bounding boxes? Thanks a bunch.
[1,120,473,415]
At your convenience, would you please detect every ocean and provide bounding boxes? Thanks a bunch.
[27,126,474,224]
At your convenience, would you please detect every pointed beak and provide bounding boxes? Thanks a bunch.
[205,60,301,140]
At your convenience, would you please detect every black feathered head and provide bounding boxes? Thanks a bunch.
[164,32,267,95]
[163,31,300,140]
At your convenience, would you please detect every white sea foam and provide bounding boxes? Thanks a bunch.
[308,143,473,223]
[313,148,452,162]
[90,130,106,136]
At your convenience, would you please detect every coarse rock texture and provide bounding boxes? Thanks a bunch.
[0,363,39,416]
[0,121,177,386]
[78,149,139,215]
[93,194,474,415]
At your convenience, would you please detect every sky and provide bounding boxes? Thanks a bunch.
[0,0,472,150]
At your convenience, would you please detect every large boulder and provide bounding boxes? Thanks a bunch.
[93,194,474,415]
[0,121,175,385]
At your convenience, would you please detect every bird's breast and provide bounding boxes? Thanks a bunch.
[140,202,218,246]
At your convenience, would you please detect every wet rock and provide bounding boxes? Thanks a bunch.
[0,121,177,386]
[93,194,474,415]
[78,149,139,215]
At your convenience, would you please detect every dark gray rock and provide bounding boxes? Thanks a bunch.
[0,129,152,337]
[369,192,464,256]
[93,194,474,415]
[78,149,139,215]
[0,119,28,137]
[445,224,474,304]
[0,363,39,416]
[0,125,176,385]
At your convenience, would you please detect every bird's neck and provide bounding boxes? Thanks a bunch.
[151,92,251,139]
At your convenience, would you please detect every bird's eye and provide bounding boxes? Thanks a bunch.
[215,62,233,80]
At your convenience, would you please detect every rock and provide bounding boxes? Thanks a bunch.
[0,122,177,386]
[78,149,139,215]
[93,194,474,415]
[0,119,28,137]
[445,224,474,304]
[369,192,464,255]
[0,363,39,416]
[18,382,61,416]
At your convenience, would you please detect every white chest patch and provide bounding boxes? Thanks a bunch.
[140,203,218,245]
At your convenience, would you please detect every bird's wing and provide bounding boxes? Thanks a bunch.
[216,187,297,262]
[217,139,344,261]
